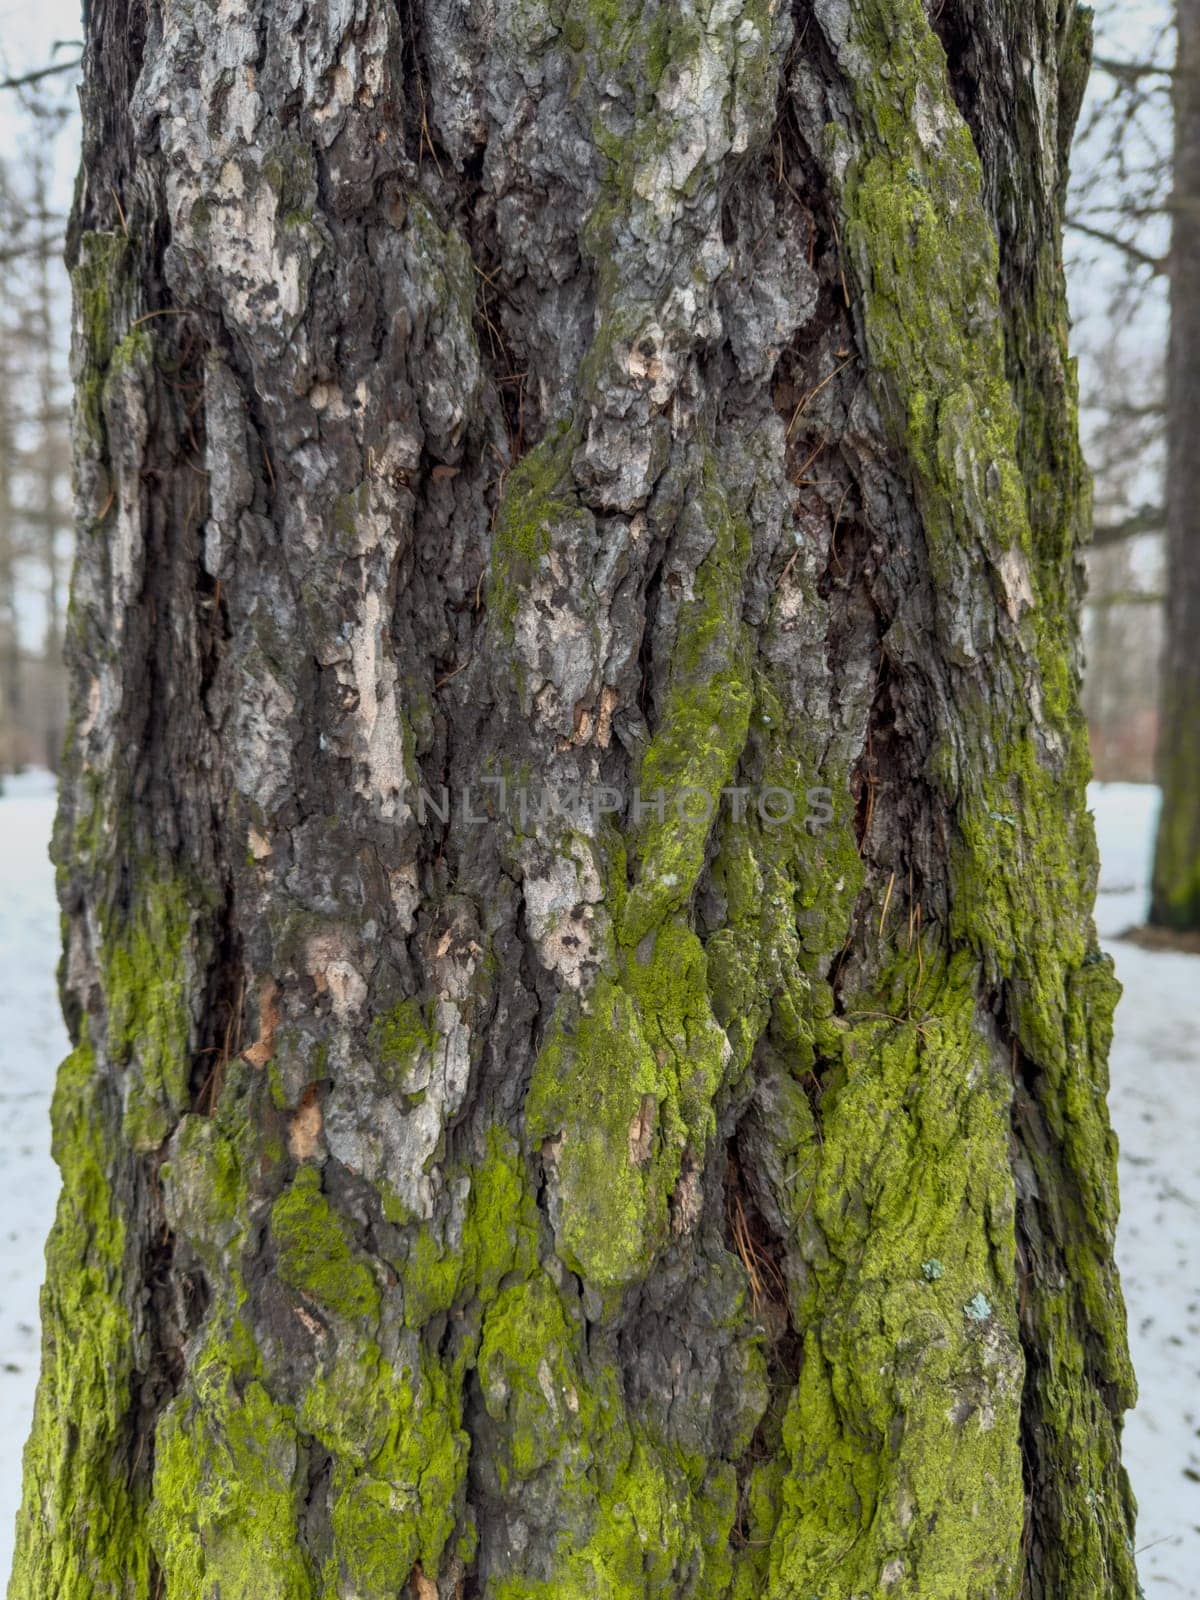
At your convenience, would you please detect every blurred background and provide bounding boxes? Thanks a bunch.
[0,3,76,778]
[0,2,1196,1595]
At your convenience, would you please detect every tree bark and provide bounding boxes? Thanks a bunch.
[1152,0,1200,929]
[13,2,1138,1597]
[0,330,20,777]
[31,148,70,771]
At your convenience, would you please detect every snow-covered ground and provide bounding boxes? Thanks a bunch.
[0,779,1196,1589]
[0,773,68,1585]
[1093,784,1200,1598]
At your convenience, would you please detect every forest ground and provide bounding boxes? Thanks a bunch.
[0,777,1195,1594]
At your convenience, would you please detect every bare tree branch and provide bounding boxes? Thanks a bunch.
[1067,218,1166,273]
[1092,505,1166,547]
[1086,589,1167,607]
[0,235,65,265]
[1092,54,1175,82]
[0,58,80,93]
[1091,401,1167,421]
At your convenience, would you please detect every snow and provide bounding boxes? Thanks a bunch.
[0,773,68,1585]
[1093,784,1200,1597]
[0,777,1196,1590]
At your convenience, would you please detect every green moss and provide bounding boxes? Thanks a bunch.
[730,1460,784,1600]
[646,8,672,85]
[461,1130,541,1293]
[15,1034,292,1599]
[815,2,1138,1592]
[402,1127,541,1326]
[525,465,755,1292]
[73,230,131,453]
[164,1116,240,1246]
[528,978,667,1290]
[403,1227,464,1328]
[448,1131,540,1300]
[622,462,753,942]
[75,232,128,362]
[561,0,660,72]
[162,1056,285,1269]
[830,0,1103,1065]
[544,1440,696,1597]
[109,326,154,374]
[488,422,579,636]
[330,482,369,550]
[156,1127,470,1596]
[151,1362,313,1599]
[262,136,316,221]
[157,1191,467,1599]
[573,0,775,270]
[478,1271,736,1596]
[270,1166,382,1323]
[9,1038,152,1600]
[380,1122,746,1591]
[100,871,198,1151]
[371,997,437,1089]
[479,1275,582,1479]
[306,1343,467,1594]
[755,960,1025,1598]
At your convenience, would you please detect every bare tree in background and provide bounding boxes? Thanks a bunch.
[0,323,18,776]
[1152,0,1200,927]
[27,145,72,767]
[1066,0,1200,927]
[1079,343,1165,781]
[1066,4,1172,789]
[0,83,75,778]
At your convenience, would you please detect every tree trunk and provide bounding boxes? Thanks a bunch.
[0,330,19,778]
[13,2,1138,1597]
[1152,0,1200,929]
[31,148,70,771]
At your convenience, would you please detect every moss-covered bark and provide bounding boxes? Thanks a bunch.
[13,0,1137,1596]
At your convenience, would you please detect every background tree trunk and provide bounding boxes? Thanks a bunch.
[12,1,1138,1596]
[1152,0,1200,930]
[30,145,70,772]
[0,332,20,779]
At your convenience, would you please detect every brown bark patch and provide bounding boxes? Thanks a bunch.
[628,1093,656,1165]
[247,825,272,860]
[410,1564,437,1600]
[288,1086,323,1161]
[242,976,279,1069]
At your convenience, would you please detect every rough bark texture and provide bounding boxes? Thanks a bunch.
[1152,0,1200,929]
[13,1,1138,1597]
